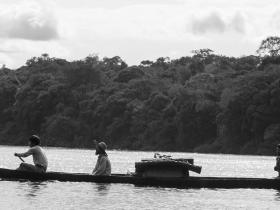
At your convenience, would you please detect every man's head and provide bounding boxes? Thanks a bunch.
[29,135,40,147]
[95,142,107,155]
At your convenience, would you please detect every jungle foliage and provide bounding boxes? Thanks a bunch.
[1,38,280,155]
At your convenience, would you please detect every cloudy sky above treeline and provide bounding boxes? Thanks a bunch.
[0,0,279,68]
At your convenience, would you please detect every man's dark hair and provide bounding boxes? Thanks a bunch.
[29,135,40,145]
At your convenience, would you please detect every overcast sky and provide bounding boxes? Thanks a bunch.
[0,0,279,68]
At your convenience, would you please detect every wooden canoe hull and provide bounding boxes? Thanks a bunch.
[0,168,280,189]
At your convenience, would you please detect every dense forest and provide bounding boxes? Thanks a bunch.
[1,37,280,155]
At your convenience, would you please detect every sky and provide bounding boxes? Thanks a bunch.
[0,0,280,69]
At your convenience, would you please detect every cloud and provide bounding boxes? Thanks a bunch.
[0,1,59,41]
[0,38,70,68]
[271,10,280,29]
[192,12,226,34]
[58,4,189,42]
[1,0,279,69]
[0,49,18,54]
[230,13,246,33]
[191,12,247,35]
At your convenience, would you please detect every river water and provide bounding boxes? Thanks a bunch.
[0,146,279,209]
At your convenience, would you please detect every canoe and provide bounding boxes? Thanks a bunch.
[0,168,280,189]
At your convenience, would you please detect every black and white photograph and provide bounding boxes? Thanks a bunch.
[0,0,280,209]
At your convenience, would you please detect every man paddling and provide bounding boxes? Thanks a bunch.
[14,135,48,172]
[92,141,111,176]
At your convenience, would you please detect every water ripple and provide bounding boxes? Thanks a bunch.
[0,146,279,209]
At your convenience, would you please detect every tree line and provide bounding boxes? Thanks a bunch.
[1,36,280,155]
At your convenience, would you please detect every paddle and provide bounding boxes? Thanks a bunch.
[18,156,25,162]
[14,153,25,162]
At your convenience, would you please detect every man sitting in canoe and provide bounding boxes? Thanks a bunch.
[92,141,111,176]
[14,135,48,173]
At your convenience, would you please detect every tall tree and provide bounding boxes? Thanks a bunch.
[257,36,280,57]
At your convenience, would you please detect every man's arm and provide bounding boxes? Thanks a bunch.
[14,148,34,158]
[92,163,98,174]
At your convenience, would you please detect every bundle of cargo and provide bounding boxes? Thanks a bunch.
[135,153,202,178]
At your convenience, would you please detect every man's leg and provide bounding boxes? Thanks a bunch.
[17,163,39,172]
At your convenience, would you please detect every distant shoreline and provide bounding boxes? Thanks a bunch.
[0,144,275,157]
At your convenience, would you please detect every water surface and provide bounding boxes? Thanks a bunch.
[0,146,279,209]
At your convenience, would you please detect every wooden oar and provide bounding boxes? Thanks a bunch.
[18,156,25,162]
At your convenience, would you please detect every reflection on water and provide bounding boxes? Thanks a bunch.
[95,183,111,196]
[25,181,47,198]
[274,190,280,201]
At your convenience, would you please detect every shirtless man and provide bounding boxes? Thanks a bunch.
[14,135,48,173]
